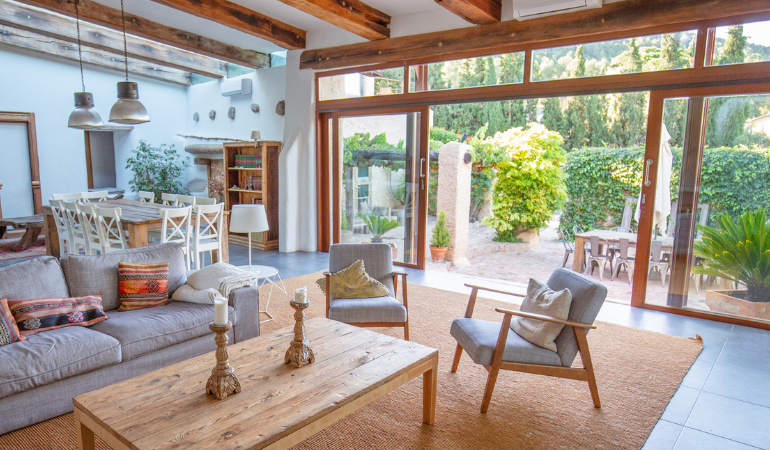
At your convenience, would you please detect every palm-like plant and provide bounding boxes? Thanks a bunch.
[693,208,770,303]
[358,213,399,243]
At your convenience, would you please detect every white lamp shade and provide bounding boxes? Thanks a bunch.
[229,204,269,233]
[251,130,261,140]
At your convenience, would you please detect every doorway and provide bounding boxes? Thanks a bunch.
[0,112,41,217]
[84,131,117,189]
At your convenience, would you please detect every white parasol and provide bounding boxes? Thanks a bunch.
[635,123,673,235]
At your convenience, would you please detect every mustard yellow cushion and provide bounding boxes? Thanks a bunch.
[316,260,391,299]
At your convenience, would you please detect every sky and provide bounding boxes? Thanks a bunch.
[715,21,770,47]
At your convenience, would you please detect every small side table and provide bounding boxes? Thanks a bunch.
[239,265,286,323]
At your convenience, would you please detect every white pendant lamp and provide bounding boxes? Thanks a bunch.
[109,0,150,124]
[68,2,103,130]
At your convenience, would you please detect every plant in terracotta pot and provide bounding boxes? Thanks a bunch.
[430,211,451,262]
[693,208,770,318]
[358,213,399,243]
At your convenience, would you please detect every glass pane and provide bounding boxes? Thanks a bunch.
[410,52,524,92]
[319,68,405,101]
[338,113,422,265]
[532,31,696,81]
[711,22,770,66]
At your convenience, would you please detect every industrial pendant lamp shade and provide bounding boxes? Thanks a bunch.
[68,92,103,129]
[109,81,150,124]
[67,3,103,129]
[109,0,149,124]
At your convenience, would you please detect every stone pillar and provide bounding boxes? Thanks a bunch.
[436,142,472,268]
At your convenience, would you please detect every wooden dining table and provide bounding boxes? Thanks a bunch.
[42,199,229,262]
[573,229,672,273]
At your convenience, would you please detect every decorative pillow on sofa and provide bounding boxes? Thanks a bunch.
[8,295,107,336]
[316,260,391,299]
[0,298,25,345]
[510,278,573,352]
[118,262,169,311]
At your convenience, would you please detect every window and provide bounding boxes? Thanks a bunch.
[710,21,770,66]
[410,52,525,92]
[319,67,405,101]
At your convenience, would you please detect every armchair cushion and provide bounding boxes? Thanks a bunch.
[316,260,390,299]
[328,296,407,323]
[328,244,395,295]
[450,318,562,367]
[510,278,572,352]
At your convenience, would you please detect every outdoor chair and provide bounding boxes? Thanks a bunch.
[612,238,635,284]
[572,225,591,259]
[619,197,637,231]
[584,236,613,281]
[450,269,607,413]
[325,243,409,340]
[138,191,155,203]
[648,240,670,285]
[559,227,574,268]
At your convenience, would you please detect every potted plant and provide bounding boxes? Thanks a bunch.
[430,211,451,262]
[357,213,398,243]
[387,242,398,260]
[693,208,770,319]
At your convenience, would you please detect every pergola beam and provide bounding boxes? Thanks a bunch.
[302,0,770,70]
[276,0,389,40]
[434,0,501,25]
[14,0,271,68]
[0,24,191,85]
[149,0,306,50]
[0,0,227,78]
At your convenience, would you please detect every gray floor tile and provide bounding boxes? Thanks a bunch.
[686,392,770,449]
[594,301,659,328]
[673,428,761,450]
[681,357,714,390]
[643,314,730,362]
[704,364,770,409]
[717,328,770,373]
[661,387,701,425]
[642,420,682,450]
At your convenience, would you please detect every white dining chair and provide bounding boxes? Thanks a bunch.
[195,196,217,206]
[175,195,196,207]
[96,207,129,253]
[61,201,89,255]
[78,203,103,255]
[138,191,155,203]
[192,203,224,270]
[49,199,73,255]
[80,191,109,202]
[51,192,83,202]
[160,206,192,270]
[161,193,178,206]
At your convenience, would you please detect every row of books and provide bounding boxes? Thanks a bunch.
[234,154,263,168]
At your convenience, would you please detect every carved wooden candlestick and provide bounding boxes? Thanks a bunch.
[285,300,315,368]
[206,322,241,400]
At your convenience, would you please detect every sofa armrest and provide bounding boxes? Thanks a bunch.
[229,285,260,343]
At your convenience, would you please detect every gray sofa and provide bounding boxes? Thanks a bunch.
[0,243,260,435]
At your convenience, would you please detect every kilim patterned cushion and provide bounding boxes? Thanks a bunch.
[118,262,169,311]
[0,298,25,345]
[8,295,107,336]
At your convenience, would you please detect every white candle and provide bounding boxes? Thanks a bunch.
[295,287,308,304]
[214,299,228,326]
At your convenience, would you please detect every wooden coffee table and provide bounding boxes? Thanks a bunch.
[73,317,438,450]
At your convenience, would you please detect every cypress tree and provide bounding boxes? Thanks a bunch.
[706,26,750,147]
[611,39,648,147]
[562,47,589,150]
[481,57,506,135]
[428,62,452,131]
[526,99,539,125]
[542,97,564,136]
[661,35,688,148]
[585,94,609,147]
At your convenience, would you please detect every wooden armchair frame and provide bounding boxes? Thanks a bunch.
[451,282,600,413]
[324,271,410,341]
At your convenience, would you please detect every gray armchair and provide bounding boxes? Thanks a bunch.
[450,268,607,413]
[325,243,409,340]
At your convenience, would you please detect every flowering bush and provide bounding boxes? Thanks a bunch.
[482,125,567,242]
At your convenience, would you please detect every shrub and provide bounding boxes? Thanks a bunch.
[430,211,451,248]
[470,172,492,222]
[125,141,189,199]
[357,213,398,243]
[482,125,567,241]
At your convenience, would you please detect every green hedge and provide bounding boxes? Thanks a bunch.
[560,146,770,232]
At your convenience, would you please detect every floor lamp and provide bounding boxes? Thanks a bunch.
[228,204,269,271]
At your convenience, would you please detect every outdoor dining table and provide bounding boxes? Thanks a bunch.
[573,229,672,273]
[42,199,229,262]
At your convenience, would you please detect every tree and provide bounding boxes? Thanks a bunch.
[526,98,539,124]
[481,57,506,134]
[661,35,688,147]
[661,34,687,69]
[428,63,452,130]
[706,26,750,147]
[562,47,589,150]
[499,53,526,129]
[611,39,647,147]
[585,94,609,147]
[542,97,564,136]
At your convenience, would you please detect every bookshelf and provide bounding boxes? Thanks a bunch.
[223,141,281,251]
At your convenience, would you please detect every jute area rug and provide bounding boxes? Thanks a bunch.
[0,272,702,450]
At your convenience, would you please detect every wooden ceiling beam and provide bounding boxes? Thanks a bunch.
[302,0,770,70]
[149,0,306,50]
[14,0,270,68]
[434,0,501,25]
[0,0,227,78]
[276,0,389,40]
[0,24,191,84]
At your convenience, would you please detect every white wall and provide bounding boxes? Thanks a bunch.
[0,46,187,202]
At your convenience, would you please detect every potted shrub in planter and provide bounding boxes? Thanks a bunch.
[693,208,770,319]
[430,211,451,262]
[387,242,398,260]
[357,213,399,243]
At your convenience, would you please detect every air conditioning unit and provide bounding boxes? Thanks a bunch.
[220,78,252,97]
[512,0,602,21]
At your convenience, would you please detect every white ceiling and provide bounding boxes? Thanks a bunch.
[91,0,618,59]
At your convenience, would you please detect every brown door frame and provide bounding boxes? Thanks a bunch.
[317,105,430,270]
[0,112,42,214]
[632,82,770,330]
